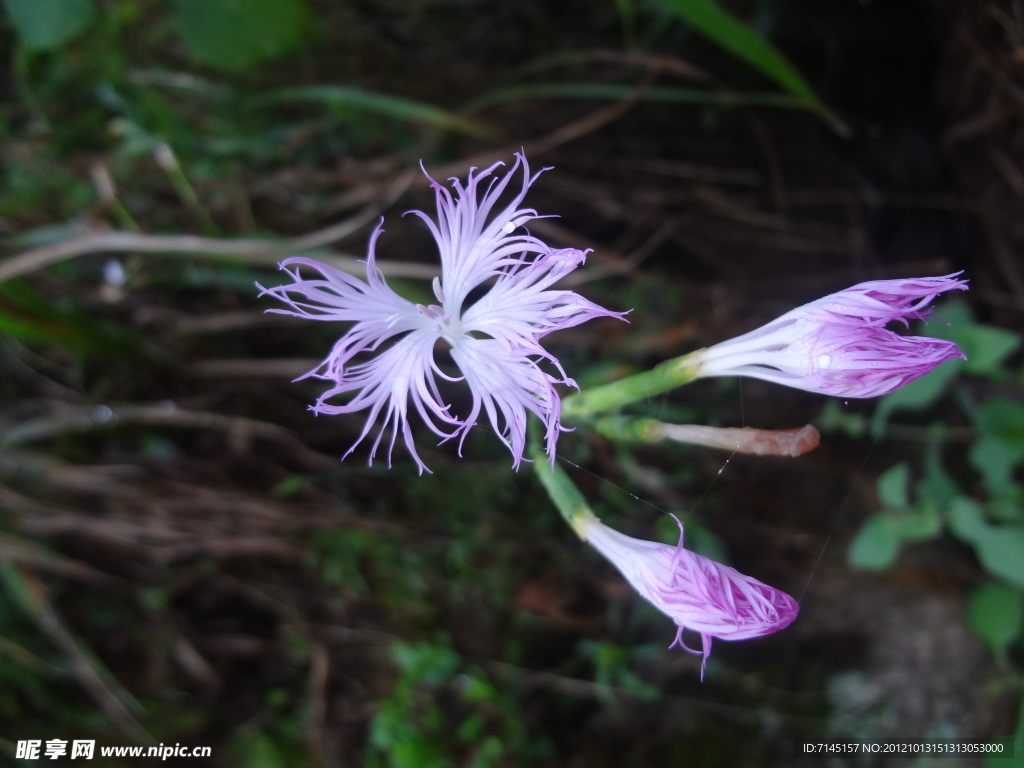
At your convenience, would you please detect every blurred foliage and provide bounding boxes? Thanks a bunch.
[823,300,1024,764]
[367,637,555,768]
[4,0,97,50]
[831,301,1024,583]
[4,0,310,68]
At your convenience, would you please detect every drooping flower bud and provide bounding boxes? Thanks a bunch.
[577,515,799,679]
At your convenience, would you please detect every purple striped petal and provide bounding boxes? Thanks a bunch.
[694,273,968,398]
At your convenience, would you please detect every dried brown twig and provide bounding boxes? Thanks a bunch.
[0,174,428,284]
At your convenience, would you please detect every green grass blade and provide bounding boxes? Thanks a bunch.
[257,85,495,139]
[466,82,809,114]
[658,0,848,135]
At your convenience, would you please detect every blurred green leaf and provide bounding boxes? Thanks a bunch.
[970,436,1024,499]
[989,497,1023,524]
[972,527,1024,591]
[817,400,868,439]
[877,463,910,509]
[657,0,846,134]
[970,397,1024,443]
[848,502,940,571]
[172,0,310,71]
[923,300,1019,377]
[872,300,1020,433]
[947,496,989,542]
[968,581,1024,659]
[923,297,972,340]
[968,398,1024,497]
[871,363,961,435]
[959,325,1020,378]
[848,514,902,570]
[916,435,960,507]
[4,0,96,50]
[900,503,941,539]
[456,713,486,742]
[392,640,460,687]
[948,499,1024,589]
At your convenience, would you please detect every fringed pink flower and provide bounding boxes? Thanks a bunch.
[581,516,798,679]
[693,274,968,398]
[259,153,625,473]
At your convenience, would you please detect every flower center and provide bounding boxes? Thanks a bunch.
[416,276,462,345]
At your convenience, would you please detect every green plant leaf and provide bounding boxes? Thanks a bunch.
[922,299,1019,377]
[3,0,95,49]
[971,397,1024,443]
[657,0,846,134]
[870,298,1020,434]
[972,527,1024,591]
[947,496,989,543]
[968,398,1024,496]
[877,463,910,509]
[849,500,940,571]
[950,497,1024,589]
[970,436,1024,499]
[871,362,961,435]
[967,581,1024,659]
[847,514,902,570]
[3,0,96,49]
[900,503,942,540]
[989,497,1023,525]
[816,399,868,439]
[172,0,310,71]
[922,298,972,340]
[916,436,960,507]
[959,325,1020,378]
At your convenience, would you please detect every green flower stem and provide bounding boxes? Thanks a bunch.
[561,351,703,423]
[533,351,705,541]
[529,443,599,540]
[593,415,665,443]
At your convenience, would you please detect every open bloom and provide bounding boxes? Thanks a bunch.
[578,515,798,679]
[259,153,624,473]
[691,274,968,398]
